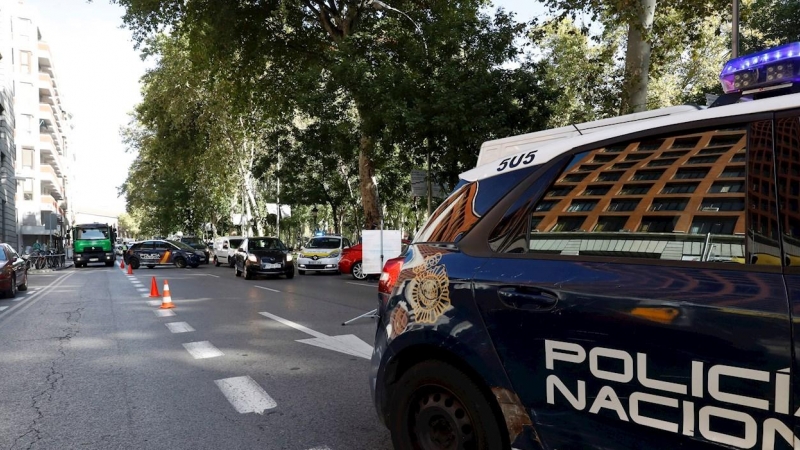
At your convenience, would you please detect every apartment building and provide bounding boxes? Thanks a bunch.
[3,0,72,253]
[0,2,18,247]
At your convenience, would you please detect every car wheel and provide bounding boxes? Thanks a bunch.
[18,271,28,291]
[105,261,114,267]
[285,269,295,279]
[175,257,187,269]
[6,274,16,298]
[352,262,367,280]
[190,263,199,268]
[298,270,306,275]
[388,360,506,450]
[147,265,155,269]
[214,257,220,267]
[244,268,252,280]
[234,262,242,277]
[130,257,141,270]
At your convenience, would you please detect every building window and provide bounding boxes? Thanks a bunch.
[689,217,738,235]
[650,198,688,211]
[637,139,665,151]
[671,137,701,149]
[592,154,617,163]
[632,170,664,181]
[709,181,744,193]
[699,198,745,212]
[661,183,697,194]
[687,155,720,165]
[593,216,628,232]
[23,179,33,201]
[19,51,32,74]
[551,216,586,232]
[22,148,33,170]
[566,200,597,212]
[607,199,640,212]
[639,216,678,233]
[720,167,746,178]
[582,186,611,196]
[612,162,636,170]
[535,201,558,212]
[562,173,588,183]
[675,168,709,179]
[625,153,649,161]
[697,147,730,155]
[708,134,745,148]
[546,187,573,197]
[596,171,624,182]
[660,150,690,158]
[648,158,677,167]
[603,144,627,153]
[619,184,652,195]
[730,153,746,163]
[577,164,603,172]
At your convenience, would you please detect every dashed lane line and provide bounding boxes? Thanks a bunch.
[214,376,276,414]
[183,341,223,359]
[255,286,280,293]
[166,322,195,333]
[346,282,376,288]
[147,300,161,306]
[154,309,176,317]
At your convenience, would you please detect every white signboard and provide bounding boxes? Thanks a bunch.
[362,230,402,275]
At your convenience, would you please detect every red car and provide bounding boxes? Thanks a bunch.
[339,240,409,280]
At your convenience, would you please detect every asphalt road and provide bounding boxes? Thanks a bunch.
[0,261,391,450]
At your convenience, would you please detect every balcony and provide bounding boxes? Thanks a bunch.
[40,165,63,200]
[38,73,55,100]
[41,194,58,213]
[39,135,63,176]
[38,41,52,70]
[39,103,57,128]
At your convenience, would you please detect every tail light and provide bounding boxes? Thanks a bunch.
[378,256,404,298]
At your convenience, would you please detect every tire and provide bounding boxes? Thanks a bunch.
[214,257,220,267]
[175,257,187,269]
[130,257,141,270]
[244,269,252,280]
[105,261,114,267]
[147,265,155,269]
[189,263,199,268]
[18,271,27,291]
[285,270,295,279]
[351,261,367,280]
[298,270,306,275]
[5,274,15,299]
[388,360,506,450]
[234,262,242,277]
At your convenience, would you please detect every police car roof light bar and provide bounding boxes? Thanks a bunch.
[720,41,800,94]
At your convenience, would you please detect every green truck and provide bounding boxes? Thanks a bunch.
[72,223,117,268]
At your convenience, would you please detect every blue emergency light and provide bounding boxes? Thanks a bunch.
[720,42,800,94]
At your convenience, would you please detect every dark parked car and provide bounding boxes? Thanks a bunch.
[0,244,27,298]
[125,239,201,269]
[176,236,211,264]
[372,43,800,450]
[233,237,294,280]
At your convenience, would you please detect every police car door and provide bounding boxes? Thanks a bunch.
[470,119,794,449]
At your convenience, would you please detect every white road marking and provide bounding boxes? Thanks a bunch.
[346,282,376,288]
[255,286,280,293]
[307,447,333,450]
[154,309,176,317]
[0,306,8,312]
[166,322,195,333]
[141,294,151,298]
[137,288,148,292]
[214,376,277,414]
[258,311,373,359]
[183,341,223,359]
[147,300,161,306]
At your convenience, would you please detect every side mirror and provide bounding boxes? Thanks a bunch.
[223,244,229,249]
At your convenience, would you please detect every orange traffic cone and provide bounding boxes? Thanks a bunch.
[120,259,125,269]
[149,276,160,298]
[127,263,133,275]
[160,280,175,309]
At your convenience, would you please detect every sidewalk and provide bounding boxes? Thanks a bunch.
[28,258,74,275]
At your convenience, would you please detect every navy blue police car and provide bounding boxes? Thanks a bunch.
[372,43,800,449]
[125,239,202,269]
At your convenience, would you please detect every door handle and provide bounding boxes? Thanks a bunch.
[498,287,558,310]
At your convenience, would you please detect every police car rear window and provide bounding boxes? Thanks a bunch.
[415,166,538,243]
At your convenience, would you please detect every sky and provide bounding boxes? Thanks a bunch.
[26,0,547,217]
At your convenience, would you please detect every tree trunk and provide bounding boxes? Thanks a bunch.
[358,136,380,229]
[621,0,657,114]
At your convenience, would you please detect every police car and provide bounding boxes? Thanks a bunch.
[371,43,800,450]
[126,239,202,269]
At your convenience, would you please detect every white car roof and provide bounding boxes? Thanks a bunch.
[462,92,800,182]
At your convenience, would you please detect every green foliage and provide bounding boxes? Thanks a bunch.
[741,0,800,53]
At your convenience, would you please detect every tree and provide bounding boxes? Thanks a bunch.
[544,0,730,113]
[741,0,800,53]
[108,0,544,229]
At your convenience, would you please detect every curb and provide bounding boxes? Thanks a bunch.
[29,262,74,275]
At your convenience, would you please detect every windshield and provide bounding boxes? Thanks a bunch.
[76,228,108,240]
[306,237,341,249]
[248,238,285,251]
[229,239,243,248]
[167,240,194,251]
[181,237,204,246]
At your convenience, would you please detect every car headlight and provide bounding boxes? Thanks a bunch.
[286,254,293,262]
[247,254,258,263]
[329,250,340,258]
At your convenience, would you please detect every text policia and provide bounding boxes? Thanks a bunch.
[544,340,796,449]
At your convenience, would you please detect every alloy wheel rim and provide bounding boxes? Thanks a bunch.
[354,263,366,280]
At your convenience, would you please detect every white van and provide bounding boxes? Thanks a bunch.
[213,236,244,267]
